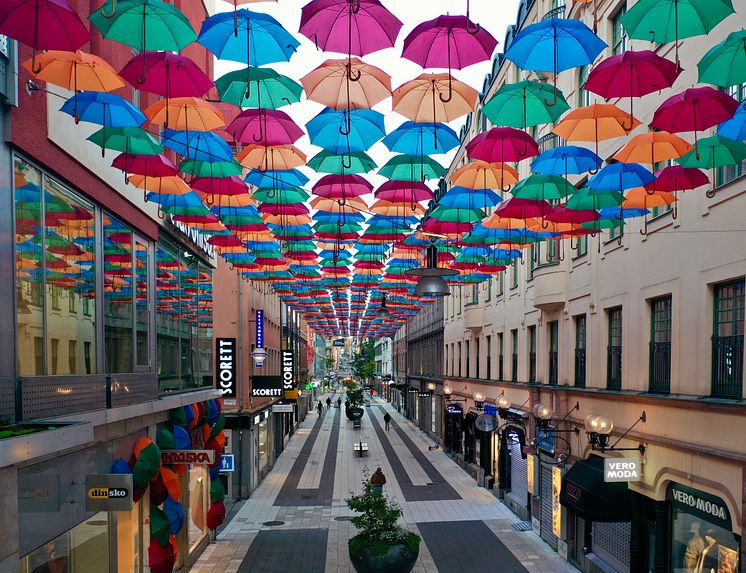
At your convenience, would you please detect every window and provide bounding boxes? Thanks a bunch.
[511,263,518,289]
[50,285,60,310]
[528,325,537,382]
[466,340,470,378]
[511,329,519,382]
[717,84,746,187]
[486,335,492,379]
[607,307,623,389]
[575,235,588,258]
[548,321,559,385]
[486,278,492,301]
[68,340,77,373]
[135,240,149,367]
[68,289,76,314]
[50,338,59,375]
[578,64,591,107]
[712,280,744,398]
[498,333,504,380]
[497,271,504,295]
[475,338,480,379]
[34,337,44,375]
[471,284,479,304]
[458,342,462,377]
[104,216,134,373]
[649,296,672,393]
[611,5,628,55]
[575,315,587,387]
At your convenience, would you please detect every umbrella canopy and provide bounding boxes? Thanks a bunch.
[554,104,640,155]
[374,181,434,203]
[60,92,147,127]
[87,127,164,155]
[392,73,478,123]
[378,154,446,181]
[644,165,709,192]
[312,174,373,199]
[439,186,501,209]
[483,80,570,128]
[585,50,680,98]
[588,163,655,191]
[466,127,539,163]
[120,52,214,97]
[382,122,460,155]
[451,160,519,189]
[301,57,391,110]
[676,136,746,169]
[512,174,576,201]
[216,67,303,109]
[698,29,746,88]
[24,50,124,92]
[531,145,602,175]
[307,150,377,174]
[238,145,306,170]
[144,97,225,131]
[162,129,233,162]
[227,109,304,146]
[652,87,739,135]
[614,132,693,165]
[718,106,746,142]
[306,107,386,153]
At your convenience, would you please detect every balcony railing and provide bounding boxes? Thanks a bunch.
[548,351,559,385]
[542,5,566,21]
[574,349,586,388]
[649,342,671,394]
[712,335,744,399]
[607,346,622,390]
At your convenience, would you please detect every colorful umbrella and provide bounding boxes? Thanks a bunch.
[378,154,446,181]
[216,67,302,108]
[227,108,304,146]
[144,97,225,131]
[237,144,306,171]
[306,107,386,153]
[531,145,602,176]
[382,121,460,155]
[451,160,519,190]
[307,150,376,174]
[87,126,163,156]
[676,135,746,169]
[483,80,570,128]
[150,505,171,546]
[60,92,146,127]
[588,163,655,191]
[301,58,391,110]
[24,50,124,95]
[614,132,693,165]
[392,73,478,124]
[120,51,213,98]
[698,30,746,88]
[162,129,233,162]
[553,104,640,156]
[374,180,434,203]
[644,165,709,192]
[465,127,539,162]
[718,106,746,142]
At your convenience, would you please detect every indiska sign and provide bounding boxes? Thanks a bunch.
[603,458,641,482]
[161,450,216,465]
[216,338,237,398]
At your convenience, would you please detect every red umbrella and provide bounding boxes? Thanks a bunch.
[585,50,681,130]
[148,539,176,573]
[402,13,498,102]
[208,234,244,247]
[651,87,739,157]
[421,218,473,235]
[227,109,304,145]
[466,127,539,162]
[375,180,433,203]
[0,0,90,73]
[546,205,600,224]
[312,174,372,199]
[112,154,178,191]
[191,176,247,200]
[257,203,309,216]
[644,165,709,193]
[495,197,553,219]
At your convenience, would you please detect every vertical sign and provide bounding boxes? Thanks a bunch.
[552,466,562,538]
[256,309,264,348]
[216,338,237,398]
[282,350,295,391]
[527,454,535,495]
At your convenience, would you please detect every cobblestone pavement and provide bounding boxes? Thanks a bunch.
[189,394,577,573]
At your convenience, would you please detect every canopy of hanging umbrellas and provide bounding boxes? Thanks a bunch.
[3,0,745,340]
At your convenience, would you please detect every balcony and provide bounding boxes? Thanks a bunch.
[542,5,565,20]
[532,266,566,311]
[464,304,484,332]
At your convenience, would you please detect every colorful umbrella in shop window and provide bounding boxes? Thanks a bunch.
[130,437,161,490]
[207,499,226,530]
[163,496,185,534]
[148,537,176,573]
[0,0,90,73]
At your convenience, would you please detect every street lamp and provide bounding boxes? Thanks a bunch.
[427,382,436,393]
[474,391,485,410]
[532,403,555,430]
[585,412,646,454]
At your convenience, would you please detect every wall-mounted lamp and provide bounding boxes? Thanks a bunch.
[585,411,646,454]
[442,385,467,402]
[427,382,437,393]
[474,391,485,410]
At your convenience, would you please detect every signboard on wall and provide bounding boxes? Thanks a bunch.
[85,474,133,511]
[333,339,345,347]
[251,375,283,398]
[552,466,563,538]
[161,450,216,465]
[216,338,237,398]
[527,454,536,495]
[282,350,295,390]
[256,309,264,348]
[604,458,641,483]
[445,403,463,416]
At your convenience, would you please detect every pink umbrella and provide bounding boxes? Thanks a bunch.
[546,205,600,224]
[258,203,309,216]
[375,180,434,202]
[466,127,539,163]
[402,13,497,102]
[191,176,248,205]
[208,234,244,247]
[421,218,473,235]
[495,197,552,219]
[312,174,372,199]
[644,165,709,193]
[651,87,739,157]
[112,153,178,183]
[227,109,304,145]
[120,51,214,101]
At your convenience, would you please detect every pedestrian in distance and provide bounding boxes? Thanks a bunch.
[326,397,331,411]
[370,467,386,494]
[384,412,391,431]
[337,397,342,408]
[317,401,323,416]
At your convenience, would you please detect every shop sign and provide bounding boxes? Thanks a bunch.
[251,347,268,368]
[527,454,536,495]
[474,414,497,433]
[18,474,60,513]
[161,450,216,465]
[272,403,294,413]
[483,405,498,417]
[219,454,235,473]
[85,474,133,511]
[251,375,283,397]
[603,457,641,482]
[333,339,345,347]
[216,338,237,398]
[284,389,299,401]
[668,483,732,530]
[282,350,295,390]
[552,466,563,538]
[418,391,431,397]
[256,309,264,348]
[223,399,237,407]
[445,403,463,416]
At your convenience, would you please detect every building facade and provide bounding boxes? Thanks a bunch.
[440,0,746,571]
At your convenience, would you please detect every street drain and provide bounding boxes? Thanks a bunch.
[512,521,533,532]
[334,516,354,521]
[262,521,285,527]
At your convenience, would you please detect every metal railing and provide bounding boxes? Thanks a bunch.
[542,5,566,21]
[712,335,744,399]
[649,342,671,393]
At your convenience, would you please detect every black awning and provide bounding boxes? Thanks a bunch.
[560,456,632,523]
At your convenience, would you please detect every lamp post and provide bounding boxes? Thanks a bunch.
[584,412,646,454]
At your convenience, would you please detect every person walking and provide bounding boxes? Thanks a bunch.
[383,412,391,431]
[326,397,331,411]
[317,401,323,416]
[370,467,386,494]
[337,397,342,408]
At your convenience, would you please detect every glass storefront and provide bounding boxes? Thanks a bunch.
[258,419,268,470]
[188,466,210,552]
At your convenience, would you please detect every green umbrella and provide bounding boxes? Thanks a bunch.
[429,206,484,223]
[180,159,243,178]
[621,0,735,64]
[150,506,171,547]
[252,188,309,203]
[90,0,197,53]
[698,30,746,88]
[216,67,303,109]
[511,174,577,201]
[87,127,164,156]
[581,218,624,231]
[483,81,570,128]
[315,223,361,234]
[566,188,624,211]
[156,428,176,450]
[378,155,446,181]
[210,479,226,504]
[132,442,161,489]
[307,150,377,174]
[676,135,746,168]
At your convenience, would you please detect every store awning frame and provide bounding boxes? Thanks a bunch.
[560,455,633,523]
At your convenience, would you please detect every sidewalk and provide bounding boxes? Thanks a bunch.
[189,394,576,573]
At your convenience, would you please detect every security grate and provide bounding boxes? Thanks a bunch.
[592,521,631,572]
[539,463,558,549]
[512,521,533,532]
[509,432,528,506]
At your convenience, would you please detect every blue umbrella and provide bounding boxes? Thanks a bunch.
[315,212,366,224]
[717,106,746,141]
[163,497,185,534]
[439,186,502,209]
[505,18,606,105]
[245,168,309,189]
[599,207,649,219]
[60,92,146,127]
[588,163,655,191]
[162,129,233,162]
[531,145,603,175]
[197,10,299,66]
[306,108,386,153]
[382,122,459,155]
[145,192,205,207]
[172,425,190,449]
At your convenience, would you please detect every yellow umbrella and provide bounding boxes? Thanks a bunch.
[301,57,392,110]
[144,97,225,131]
[393,73,478,123]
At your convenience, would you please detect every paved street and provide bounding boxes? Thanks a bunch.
[190,393,575,573]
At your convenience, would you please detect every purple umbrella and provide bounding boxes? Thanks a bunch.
[227,108,304,146]
[402,12,497,102]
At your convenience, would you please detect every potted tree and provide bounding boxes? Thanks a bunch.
[346,476,420,573]
[345,387,366,421]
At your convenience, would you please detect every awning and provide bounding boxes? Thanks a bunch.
[560,456,632,522]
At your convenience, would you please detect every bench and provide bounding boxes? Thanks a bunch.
[353,442,369,458]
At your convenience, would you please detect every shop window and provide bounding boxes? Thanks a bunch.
[135,240,149,367]
[189,465,210,552]
[591,521,631,572]
[712,279,744,399]
[528,326,537,382]
[607,307,623,389]
[104,216,134,373]
[649,296,672,393]
[575,315,587,387]
[258,419,268,469]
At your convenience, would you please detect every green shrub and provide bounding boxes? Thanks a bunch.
[346,387,366,409]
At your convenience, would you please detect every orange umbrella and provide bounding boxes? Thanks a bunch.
[144,97,224,131]
[482,213,538,229]
[23,50,125,92]
[129,175,190,195]
[301,57,391,110]
[450,161,519,190]
[614,131,693,165]
[622,188,677,209]
[393,73,478,123]
[310,196,367,212]
[194,192,256,208]
[261,213,312,225]
[160,466,180,501]
[237,144,306,170]
[369,199,426,216]
[554,103,639,144]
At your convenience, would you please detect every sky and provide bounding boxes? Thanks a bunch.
[213,0,521,193]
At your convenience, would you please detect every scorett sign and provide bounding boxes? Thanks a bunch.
[282,350,295,391]
[251,375,283,397]
[216,338,237,398]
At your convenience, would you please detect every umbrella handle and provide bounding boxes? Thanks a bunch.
[157,206,164,219]
[541,219,549,229]
[706,189,716,198]
[570,236,578,251]
[439,72,454,104]
[350,0,361,14]
[501,183,512,192]
[101,0,117,18]
[341,154,353,169]
[31,52,43,74]
[252,116,265,143]
[347,64,362,83]
[544,82,558,108]
[339,111,352,136]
